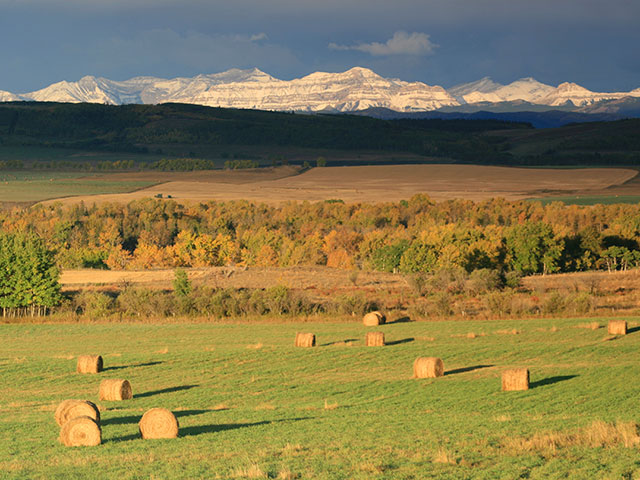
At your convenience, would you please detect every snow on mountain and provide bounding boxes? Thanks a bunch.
[2,68,639,113]
[0,90,24,102]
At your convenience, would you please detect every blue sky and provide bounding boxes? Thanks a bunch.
[1,0,638,93]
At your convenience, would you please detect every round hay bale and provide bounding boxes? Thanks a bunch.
[76,355,103,374]
[502,368,530,391]
[54,399,100,427]
[365,331,385,347]
[99,379,132,401]
[413,357,444,378]
[294,333,316,348]
[59,416,102,447]
[139,408,179,439]
[363,311,385,327]
[608,320,627,336]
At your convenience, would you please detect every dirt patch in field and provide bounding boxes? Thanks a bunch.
[41,165,637,206]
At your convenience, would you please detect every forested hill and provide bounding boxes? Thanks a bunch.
[0,102,639,166]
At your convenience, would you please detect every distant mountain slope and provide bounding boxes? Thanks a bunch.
[2,68,639,116]
[0,102,638,167]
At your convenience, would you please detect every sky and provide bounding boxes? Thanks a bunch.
[1,0,639,93]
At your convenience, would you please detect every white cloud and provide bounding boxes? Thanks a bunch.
[329,31,437,56]
[250,33,268,42]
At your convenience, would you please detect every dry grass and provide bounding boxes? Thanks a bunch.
[433,447,457,464]
[495,329,520,335]
[232,464,267,479]
[246,343,264,350]
[575,322,601,330]
[323,399,338,410]
[503,420,640,454]
[155,347,169,354]
[43,165,637,206]
[255,403,276,411]
[277,468,299,480]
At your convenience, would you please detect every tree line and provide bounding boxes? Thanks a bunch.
[1,196,639,277]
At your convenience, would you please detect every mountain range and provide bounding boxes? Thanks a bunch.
[2,67,639,117]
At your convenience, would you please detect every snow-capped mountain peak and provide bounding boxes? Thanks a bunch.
[2,68,639,113]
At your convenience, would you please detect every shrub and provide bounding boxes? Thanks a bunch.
[484,291,514,317]
[74,291,115,318]
[117,288,175,318]
[466,269,502,295]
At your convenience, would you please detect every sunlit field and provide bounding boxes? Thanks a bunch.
[2,317,640,479]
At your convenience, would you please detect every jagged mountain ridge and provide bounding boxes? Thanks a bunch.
[4,67,640,113]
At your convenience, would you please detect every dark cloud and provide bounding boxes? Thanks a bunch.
[0,0,637,92]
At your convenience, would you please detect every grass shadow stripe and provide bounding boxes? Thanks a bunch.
[530,375,578,389]
[135,384,199,399]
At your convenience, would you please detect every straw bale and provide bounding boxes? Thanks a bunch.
[59,416,101,447]
[502,368,530,391]
[363,311,386,326]
[608,320,627,335]
[139,408,179,439]
[99,379,132,401]
[54,399,100,427]
[413,357,444,378]
[365,332,385,347]
[294,333,316,347]
[76,355,103,374]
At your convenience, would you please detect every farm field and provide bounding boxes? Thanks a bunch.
[38,164,638,206]
[0,171,155,203]
[2,318,640,479]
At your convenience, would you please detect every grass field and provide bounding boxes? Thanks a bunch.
[529,195,640,206]
[0,171,156,203]
[3,317,640,479]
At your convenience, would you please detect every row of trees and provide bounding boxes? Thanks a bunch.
[0,232,61,316]
[2,196,640,276]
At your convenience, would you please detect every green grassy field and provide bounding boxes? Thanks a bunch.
[528,195,640,206]
[0,171,155,202]
[2,318,640,479]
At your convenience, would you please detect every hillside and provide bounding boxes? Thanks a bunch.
[0,102,639,167]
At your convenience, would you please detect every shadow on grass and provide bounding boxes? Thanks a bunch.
[103,361,164,372]
[108,416,314,442]
[445,364,493,376]
[388,316,413,324]
[180,416,314,437]
[103,409,212,426]
[386,338,414,346]
[627,326,640,334]
[320,339,358,346]
[530,375,578,389]
[135,384,199,399]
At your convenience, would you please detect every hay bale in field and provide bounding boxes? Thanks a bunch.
[365,331,385,347]
[608,320,627,335]
[54,399,100,427]
[76,355,103,374]
[139,408,179,439]
[413,357,444,378]
[502,368,530,391]
[59,416,102,447]
[294,333,316,347]
[363,311,386,326]
[99,379,132,401]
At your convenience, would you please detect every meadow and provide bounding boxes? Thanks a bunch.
[0,171,155,203]
[2,317,640,479]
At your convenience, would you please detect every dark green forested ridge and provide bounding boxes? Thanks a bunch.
[0,102,639,167]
